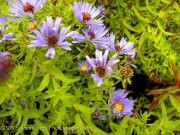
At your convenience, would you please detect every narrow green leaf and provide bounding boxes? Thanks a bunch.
[55,106,66,124]
[31,130,39,135]
[133,6,150,23]
[123,21,140,33]
[124,28,133,40]
[158,11,166,18]
[37,73,49,91]
[169,95,180,112]
[0,109,16,117]
[149,121,160,135]
[73,103,96,114]
[48,65,69,82]
[16,112,22,126]
[114,116,130,135]
[75,114,85,134]
[75,114,84,127]
[53,79,61,89]
[52,95,60,107]
[156,20,175,36]
[23,108,40,118]
[161,102,168,123]
[84,115,108,135]
[15,116,28,135]
[34,119,49,135]
[28,62,37,85]
[145,0,158,15]
[25,49,35,63]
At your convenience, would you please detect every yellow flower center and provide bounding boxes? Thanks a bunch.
[112,101,124,113]
[28,23,37,30]
[80,65,88,72]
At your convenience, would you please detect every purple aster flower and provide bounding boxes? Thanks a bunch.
[78,60,92,73]
[0,51,13,83]
[71,1,103,25]
[72,24,109,50]
[9,0,46,19]
[86,50,119,87]
[107,33,136,56]
[110,89,134,118]
[0,16,16,43]
[97,5,105,17]
[27,16,76,58]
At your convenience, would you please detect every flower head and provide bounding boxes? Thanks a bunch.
[78,60,92,73]
[72,24,109,50]
[108,33,136,56]
[110,89,134,118]
[121,65,134,78]
[27,16,76,58]
[86,50,119,87]
[9,0,46,19]
[0,16,16,43]
[71,1,103,25]
[0,51,13,83]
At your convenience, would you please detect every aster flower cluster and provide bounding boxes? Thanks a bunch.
[71,1,135,119]
[73,1,136,87]
[0,0,135,120]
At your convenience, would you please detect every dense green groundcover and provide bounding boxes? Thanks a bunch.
[0,0,180,135]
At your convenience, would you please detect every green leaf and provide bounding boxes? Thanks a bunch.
[48,65,69,82]
[158,11,166,18]
[75,114,84,127]
[149,121,160,135]
[34,119,49,135]
[84,115,108,135]
[25,49,35,63]
[37,73,49,91]
[16,112,22,126]
[55,106,66,124]
[169,95,180,112]
[52,95,60,107]
[73,103,96,114]
[22,108,40,118]
[28,62,37,85]
[31,130,39,135]
[123,21,140,33]
[0,109,16,117]
[15,116,28,135]
[156,20,175,36]
[161,102,168,123]
[52,79,61,89]
[114,116,130,135]
[145,0,158,15]
[75,114,85,134]
[133,6,150,23]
